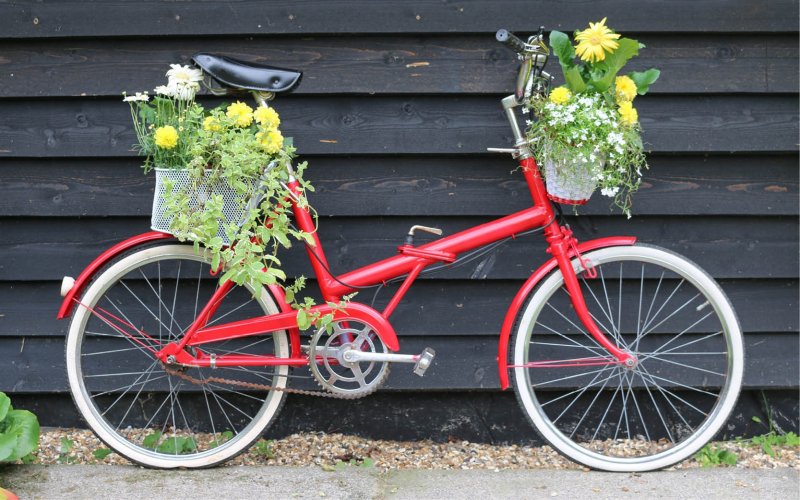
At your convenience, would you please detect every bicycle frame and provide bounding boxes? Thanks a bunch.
[153,153,635,371]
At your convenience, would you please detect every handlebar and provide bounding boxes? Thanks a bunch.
[496,29,527,54]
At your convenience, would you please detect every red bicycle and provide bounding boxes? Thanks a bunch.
[59,29,743,471]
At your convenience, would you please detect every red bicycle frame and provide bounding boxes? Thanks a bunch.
[148,154,636,372]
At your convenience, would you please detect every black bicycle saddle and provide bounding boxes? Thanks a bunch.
[192,53,302,93]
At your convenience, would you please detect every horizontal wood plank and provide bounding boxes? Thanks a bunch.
[2,1,796,38]
[1,216,797,281]
[1,279,795,337]
[0,154,796,217]
[0,35,796,97]
[0,333,796,392]
[0,96,797,157]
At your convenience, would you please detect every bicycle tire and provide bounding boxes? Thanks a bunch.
[65,243,290,469]
[511,243,743,472]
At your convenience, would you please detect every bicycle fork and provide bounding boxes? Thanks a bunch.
[542,222,637,369]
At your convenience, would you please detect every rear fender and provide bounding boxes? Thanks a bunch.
[56,231,302,356]
[497,237,636,390]
[57,231,173,319]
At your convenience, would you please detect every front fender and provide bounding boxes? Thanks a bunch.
[497,236,636,390]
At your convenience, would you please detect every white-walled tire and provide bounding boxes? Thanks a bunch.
[511,244,743,472]
[66,244,290,469]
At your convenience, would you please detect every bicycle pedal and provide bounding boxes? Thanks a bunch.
[413,347,436,377]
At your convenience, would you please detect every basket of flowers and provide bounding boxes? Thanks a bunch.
[526,18,660,216]
[124,63,313,288]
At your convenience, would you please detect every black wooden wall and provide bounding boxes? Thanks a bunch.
[1,1,798,439]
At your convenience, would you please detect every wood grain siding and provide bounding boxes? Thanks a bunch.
[0,0,797,435]
[1,35,797,97]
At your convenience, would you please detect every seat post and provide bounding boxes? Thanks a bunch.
[252,91,275,107]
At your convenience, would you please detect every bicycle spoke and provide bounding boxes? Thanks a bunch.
[168,260,182,339]
[637,312,714,363]
[637,370,675,443]
[641,330,722,361]
[592,374,624,440]
[643,354,725,378]
[551,367,619,425]
[532,364,616,388]
[112,363,162,429]
[129,272,185,336]
[639,280,686,335]
[638,370,719,398]
[535,319,606,356]
[97,361,159,417]
[635,366,693,428]
[637,365,710,417]
[568,367,618,439]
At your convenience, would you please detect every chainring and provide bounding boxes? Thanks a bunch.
[308,319,390,398]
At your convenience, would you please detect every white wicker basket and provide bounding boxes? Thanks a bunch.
[543,154,604,205]
[151,168,253,245]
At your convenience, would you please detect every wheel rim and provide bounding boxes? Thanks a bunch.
[66,245,289,467]
[513,245,743,471]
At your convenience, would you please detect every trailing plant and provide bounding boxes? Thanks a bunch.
[0,392,39,463]
[125,64,338,326]
[526,18,660,216]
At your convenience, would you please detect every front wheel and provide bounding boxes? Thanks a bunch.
[65,244,290,469]
[511,244,743,472]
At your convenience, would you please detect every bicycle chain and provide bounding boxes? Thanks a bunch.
[163,365,362,399]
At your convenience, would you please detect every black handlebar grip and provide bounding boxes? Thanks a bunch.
[496,29,527,53]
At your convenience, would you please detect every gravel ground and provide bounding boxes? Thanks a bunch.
[29,428,800,471]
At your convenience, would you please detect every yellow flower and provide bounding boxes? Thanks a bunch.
[615,75,637,103]
[549,86,571,105]
[257,129,284,154]
[153,125,179,149]
[574,17,621,63]
[226,101,254,127]
[254,106,281,129]
[203,116,222,132]
[618,101,638,126]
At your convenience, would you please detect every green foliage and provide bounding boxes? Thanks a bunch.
[92,448,113,460]
[142,431,162,450]
[694,444,738,468]
[58,437,76,464]
[629,69,661,95]
[0,392,40,463]
[209,431,234,449]
[750,432,800,458]
[549,31,585,93]
[748,414,799,458]
[141,431,197,454]
[156,436,197,455]
[251,439,274,459]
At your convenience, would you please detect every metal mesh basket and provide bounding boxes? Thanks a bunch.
[151,168,253,245]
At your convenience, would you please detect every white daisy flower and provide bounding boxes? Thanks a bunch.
[166,64,203,86]
[172,81,200,101]
[154,84,175,97]
[122,91,150,102]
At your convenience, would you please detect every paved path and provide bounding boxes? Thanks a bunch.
[1,465,797,499]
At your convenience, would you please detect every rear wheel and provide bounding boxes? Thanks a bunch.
[511,244,743,471]
[66,244,290,468]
